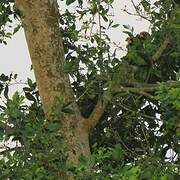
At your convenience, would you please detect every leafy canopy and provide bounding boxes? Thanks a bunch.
[0,0,180,179]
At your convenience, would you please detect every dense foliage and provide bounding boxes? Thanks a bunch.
[0,0,180,179]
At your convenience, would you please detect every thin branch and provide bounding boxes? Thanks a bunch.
[129,0,151,21]
[98,1,102,40]
[112,130,139,157]
[122,8,151,22]
[118,102,160,121]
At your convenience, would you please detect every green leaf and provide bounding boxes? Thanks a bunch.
[27,78,34,89]
[14,74,18,79]
[0,74,9,81]
[23,87,31,92]
[123,24,131,29]
[102,15,108,22]
[13,24,21,34]
[47,122,59,131]
[111,144,125,161]
[112,24,120,28]
[0,105,5,110]
[66,0,76,5]
[25,92,36,102]
[134,56,146,66]
[4,85,9,99]
[78,0,83,6]
[62,107,74,114]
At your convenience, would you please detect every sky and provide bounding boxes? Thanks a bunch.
[0,29,32,80]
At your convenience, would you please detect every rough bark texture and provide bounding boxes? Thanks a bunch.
[15,0,90,164]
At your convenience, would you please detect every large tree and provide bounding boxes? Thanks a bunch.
[0,0,179,179]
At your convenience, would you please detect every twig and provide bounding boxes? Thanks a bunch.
[118,103,161,121]
[122,8,151,22]
[129,0,151,21]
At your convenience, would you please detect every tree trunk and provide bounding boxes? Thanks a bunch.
[15,0,90,164]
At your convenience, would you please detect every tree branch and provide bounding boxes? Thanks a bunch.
[152,37,171,62]
[113,86,155,94]
[113,81,179,94]
[85,96,109,133]
[85,81,179,132]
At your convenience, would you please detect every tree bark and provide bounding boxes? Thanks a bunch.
[15,0,90,164]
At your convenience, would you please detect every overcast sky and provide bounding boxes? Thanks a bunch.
[0,0,150,89]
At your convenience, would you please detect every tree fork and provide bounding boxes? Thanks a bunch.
[15,0,91,164]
